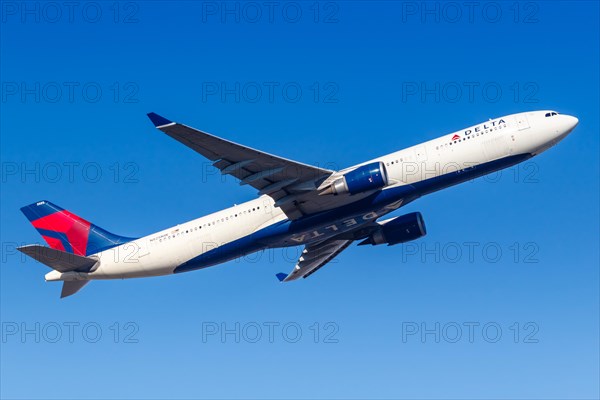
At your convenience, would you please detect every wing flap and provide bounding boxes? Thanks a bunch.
[279,239,353,282]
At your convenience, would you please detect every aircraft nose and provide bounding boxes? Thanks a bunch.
[551,114,578,143]
[565,115,579,131]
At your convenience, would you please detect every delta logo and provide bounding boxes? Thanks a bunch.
[451,134,460,141]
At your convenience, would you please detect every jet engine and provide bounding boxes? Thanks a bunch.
[359,212,426,246]
[320,162,388,196]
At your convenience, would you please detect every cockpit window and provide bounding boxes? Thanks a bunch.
[545,111,559,117]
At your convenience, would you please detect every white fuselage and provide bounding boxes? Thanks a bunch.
[49,110,577,282]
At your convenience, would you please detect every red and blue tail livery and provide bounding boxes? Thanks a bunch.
[20,200,135,257]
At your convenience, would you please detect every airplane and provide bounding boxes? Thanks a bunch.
[18,110,578,298]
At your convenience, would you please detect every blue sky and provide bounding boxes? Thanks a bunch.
[1,1,598,399]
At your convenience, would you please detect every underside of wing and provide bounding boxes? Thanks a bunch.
[276,239,354,282]
[148,113,334,219]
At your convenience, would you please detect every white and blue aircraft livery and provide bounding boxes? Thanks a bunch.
[18,111,578,297]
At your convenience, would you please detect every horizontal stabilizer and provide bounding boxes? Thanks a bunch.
[18,245,97,272]
[61,280,90,298]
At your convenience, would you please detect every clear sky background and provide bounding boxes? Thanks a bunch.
[1,1,598,399]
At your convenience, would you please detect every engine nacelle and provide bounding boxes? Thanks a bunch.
[360,212,427,246]
[322,161,388,196]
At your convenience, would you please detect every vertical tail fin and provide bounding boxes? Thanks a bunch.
[20,200,136,256]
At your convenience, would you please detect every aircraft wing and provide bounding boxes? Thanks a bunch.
[276,239,354,282]
[148,113,335,219]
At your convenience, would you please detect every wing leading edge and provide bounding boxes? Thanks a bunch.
[147,113,334,219]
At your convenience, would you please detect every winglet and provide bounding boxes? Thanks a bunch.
[275,273,288,282]
[147,112,172,127]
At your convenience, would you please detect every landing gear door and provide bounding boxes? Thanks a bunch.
[515,114,530,131]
